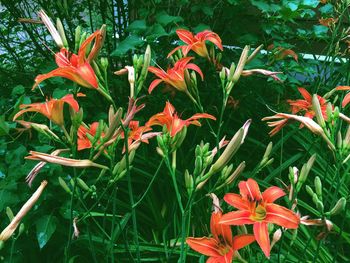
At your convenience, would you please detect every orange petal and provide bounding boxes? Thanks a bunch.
[210,212,232,246]
[253,222,270,258]
[176,29,195,45]
[61,94,80,112]
[224,193,250,210]
[219,211,254,225]
[336,86,350,91]
[232,234,255,251]
[186,237,220,257]
[342,93,350,108]
[148,79,163,94]
[76,62,99,88]
[186,63,204,80]
[238,178,262,201]
[167,45,183,58]
[262,186,285,203]
[265,203,300,229]
[298,87,312,102]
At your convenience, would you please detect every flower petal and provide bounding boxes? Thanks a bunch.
[176,29,195,45]
[148,79,163,94]
[298,87,312,102]
[238,178,262,201]
[223,193,250,210]
[253,222,270,258]
[342,93,350,108]
[167,45,183,58]
[262,186,286,203]
[219,211,255,225]
[232,234,255,251]
[186,237,220,257]
[186,63,204,80]
[265,203,300,229]
[211,212,232,246]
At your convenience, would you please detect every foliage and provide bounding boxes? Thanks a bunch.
[0,0,350,262]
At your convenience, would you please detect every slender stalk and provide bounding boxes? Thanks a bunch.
[122,126,140,262]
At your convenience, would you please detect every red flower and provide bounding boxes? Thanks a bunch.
[33,30,104,90]
[168,29,223,58]
[287,88,327,120]
[148,57,203,94]
[121,120,160,152]
[220,178,299,258]
[77,122,102,151]
[187,211,255,263]
[13,94,80,127]
[146,101,216,137]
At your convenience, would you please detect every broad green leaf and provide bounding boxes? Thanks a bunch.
[0,115,9,136]
[155,11,183,26]
[146,24,168,41]
[313,25,328,38]
[11,85,25,97]
[302,0,319,8]
[126,20,147,33]
[111,35,144,57]
[319,3,333,14]
[36,214,57,249]
[5,145,26,165]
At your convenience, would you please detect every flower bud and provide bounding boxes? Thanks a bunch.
[194,156,203,176]
[228,62,236,81]
[328,197,346,216]
[224,161,245,185]
[326,102,333,122]
[184,170,194,195]
[74,25,81,51]
[232,45,249,83]
[6,207,14,221]
[101,57,108,70]
[312,95,326,128]
[306,185,315,197]
[77,178,91,192]
[56,18,68,48]
[219,67,226,82]
[314,176,322,201]
[333,106,339,120]
[133,54,138,67]
[59,177,72,194]
[271,228,282,249]
[316,200,324,213]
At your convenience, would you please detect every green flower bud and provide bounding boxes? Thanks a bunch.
[58,177,72,194]
[306,185,315,197]
[316,200,324,213]
[328,197,346,216]
[74,25,81,51]
[228,62,236,81]
[6,207,14,221]
[314,176,322,201]
[184,170,194,195]
[312,95,326,128]
[77,178,91,192]
[194,156,203,176]
[56,18,68,48]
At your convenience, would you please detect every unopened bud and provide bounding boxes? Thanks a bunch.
[333,106,340,120]
[225,161,245,185]
[328,197,346,216]
[6,207,14,221]
[312,95,326,127]
[232,45,249,83]
[316,200,324,213]
[184,170,194,195]
[101,57,108,70]
[228,62,236,81]
[219,67,226,81]
[314,176,322,201]
[326,102,333,122]
[194,156,203,176]
[56,18,68,48]
[74,25,81,51]
[271,228,282,249]
[306,185,315,197]
[58,177,72,194]
[77,178,91,192]
[133,54,138,67]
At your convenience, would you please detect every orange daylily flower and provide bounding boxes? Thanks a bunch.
[319,17,338,27]
[13,94,80,127]
[148,57,203,94]
[168,29,223,58]
[267,44,298,62]
[33,29,105,90]
[287,87,327,120]
[77,122,103,151]
[336,86,350,107]
[121,120,160,152]
[146,101,216,137]
[220,178,299,258]
[187,211,255,263]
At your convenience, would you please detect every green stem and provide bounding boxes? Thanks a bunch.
[122,126,140,262]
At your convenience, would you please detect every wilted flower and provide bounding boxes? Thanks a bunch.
[0,181,47,241]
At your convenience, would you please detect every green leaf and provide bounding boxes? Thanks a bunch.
[319,3,333,14]
[313,25,328,38]
[146,24,168,41]
[0,115,9,136]
[36,214,57,249]
[126,20,147,33]
[11,85,25,97]
[111,35,144,57]
[155,11,183,26]
[5,145,27,165]
[302,0,319,8]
